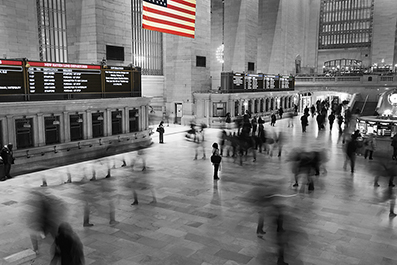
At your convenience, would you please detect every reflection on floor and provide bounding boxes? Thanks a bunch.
[0,116,396,265]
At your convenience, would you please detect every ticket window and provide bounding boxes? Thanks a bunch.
[92,112,104,138]
[16,118,34,149]
[213,103,226,117]
[45,116,60,145]
[111,111,122,135]
[70,114,84,141]
[129,109,139,133]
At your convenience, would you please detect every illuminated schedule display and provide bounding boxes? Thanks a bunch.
[222,72,294,92]
[0,59,141,102]
[104,66,131,92]
[27,62,101,95]
[0,60,24,94]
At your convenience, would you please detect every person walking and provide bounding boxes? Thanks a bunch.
[337,114,344,133]
[50,222,85,265]
[278,107,284,119]
[300,114,308,132]
[0,143,14,181]
[271,113,277,126]
[391,134,397,160]
[328,112,335,131]
[363,133,376,160]
[211,143,222,180]
[344,135,357,173]
[157,121,165,143]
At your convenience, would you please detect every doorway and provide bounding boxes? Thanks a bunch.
[175,103,182,124]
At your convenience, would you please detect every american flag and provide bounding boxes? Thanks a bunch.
[142,0,196,39]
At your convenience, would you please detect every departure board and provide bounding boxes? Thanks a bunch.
[245,74,262,90]
[27,62,101,95]
[0,60,24,94]
[264,75,276,89]
[233,73,244,90]
[104,66,132,92]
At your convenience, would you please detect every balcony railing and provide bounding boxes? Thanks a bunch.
[295,75,397,84]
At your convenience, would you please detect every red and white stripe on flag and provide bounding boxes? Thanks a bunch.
[142,0,196,39]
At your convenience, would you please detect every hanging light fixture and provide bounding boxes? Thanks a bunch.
[116,111,122,119]
[97,115,104,121]
[53,120,60,125]
[23,121,31,128]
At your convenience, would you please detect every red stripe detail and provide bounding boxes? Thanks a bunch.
[171,0,196,8]
[167,3,196,16]
[143,15,195,31]
[28,61,101,69]
[0,60,23,66]
[143,5,195,23]
[142,24,195,38]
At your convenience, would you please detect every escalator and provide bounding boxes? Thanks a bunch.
[352,101,378,116]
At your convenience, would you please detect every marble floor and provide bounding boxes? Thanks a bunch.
[0,116,396,265]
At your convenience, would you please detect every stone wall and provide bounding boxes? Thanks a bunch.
[0,0,39,60]
[163,0,211,121]
[67,0,132,65]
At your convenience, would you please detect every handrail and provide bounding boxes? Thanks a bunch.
[14,131,150,159]
[361,94,369,114]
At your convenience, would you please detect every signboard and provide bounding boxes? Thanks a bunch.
[0,60,24,94]
[245,74,262,90]
[233,73,244,90]
[264,75,276,89]
[104,66,131,93]
[27,61,101,95]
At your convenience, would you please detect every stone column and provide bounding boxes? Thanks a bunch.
[6,116,15,147]
[105,109,111,136]
[86,110,92,139]
[36,113,45,147]
[63,112,70,143]
[124,107,130,133]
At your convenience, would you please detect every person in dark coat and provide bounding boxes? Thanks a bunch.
[300,114,308,132]
[211,143,221,180]
[50,222,85,265]
[328,112,335,131]
[391,134,397,160]
[310,105,316,118]
[304,106,309,117]
[343,136,357,173]
[157,121,165,143]
[270,113,277,126]
[278,107,284,119]
[0,143,14,181]
[337,114,344,133]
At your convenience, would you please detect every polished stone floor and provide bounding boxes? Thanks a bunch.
[0,117,396,265]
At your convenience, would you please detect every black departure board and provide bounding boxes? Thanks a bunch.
[245,74,262,90]
[233,72,244,90]
[27,62,102,94]
[0,60,24,94]
[104,66,132,92]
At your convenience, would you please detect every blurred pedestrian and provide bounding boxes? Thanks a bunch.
[287,112,294,127]
[337,114,344,133]
[28,191,66,254]
[0,143,14,181]
[50,222,85,265]
[363,133,376,160]
[130,169,157,205]
[251,116,258,136]
[391,134,397,160]
[328,112,335,131]
[300,114,308,132]
[343,135,357,173]
[271,113,277,126]
[310,105,316,118]
[156,121,165,143]
[278,107,284,119]
[211,143,222,180]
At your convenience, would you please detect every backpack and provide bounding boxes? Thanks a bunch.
[210,154,222,164]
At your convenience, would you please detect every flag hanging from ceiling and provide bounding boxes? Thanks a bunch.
[142,0,196,39]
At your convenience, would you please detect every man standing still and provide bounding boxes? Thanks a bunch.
[1,143,14,181]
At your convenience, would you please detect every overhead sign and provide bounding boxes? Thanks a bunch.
[0,60,24,95]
